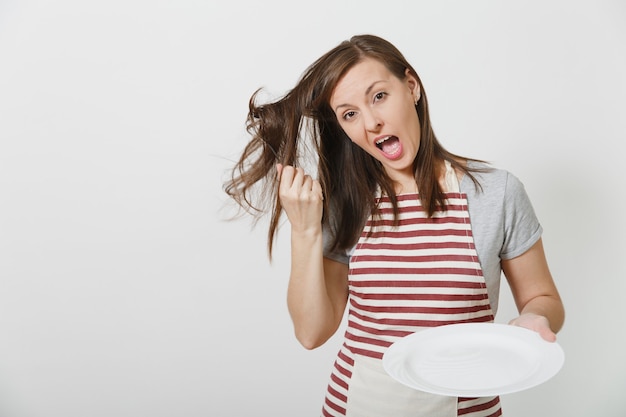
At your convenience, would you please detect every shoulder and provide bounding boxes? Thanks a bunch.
[461,161,534,215]
[462,161,516,197]
[462,161,542,259]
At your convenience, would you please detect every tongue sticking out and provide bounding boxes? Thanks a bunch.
[379,136,400,156]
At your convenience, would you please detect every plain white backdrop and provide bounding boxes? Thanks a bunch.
[1,0,625,416]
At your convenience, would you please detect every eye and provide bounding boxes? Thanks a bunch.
[342,110,357,121]
[373,91,387,102]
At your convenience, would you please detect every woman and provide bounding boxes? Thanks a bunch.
[224,34,564,417]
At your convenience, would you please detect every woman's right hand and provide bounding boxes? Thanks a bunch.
[276,164,324,233]
[277,163,347,349]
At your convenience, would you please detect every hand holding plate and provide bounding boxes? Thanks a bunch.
[509,313,556,342]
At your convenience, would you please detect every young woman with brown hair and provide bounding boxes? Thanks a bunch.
[224,34,564,417]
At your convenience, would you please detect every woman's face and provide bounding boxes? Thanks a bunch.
[330,58,421,186]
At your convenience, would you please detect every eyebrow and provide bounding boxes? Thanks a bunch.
[333,80,386,113]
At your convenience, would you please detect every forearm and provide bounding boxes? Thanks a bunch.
[518,293,565,333]
[287,228,341,349]
[503,239,565,341]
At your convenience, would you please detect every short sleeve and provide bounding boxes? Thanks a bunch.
[500,172,543,260]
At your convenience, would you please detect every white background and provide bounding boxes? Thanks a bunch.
[1,0,625,416]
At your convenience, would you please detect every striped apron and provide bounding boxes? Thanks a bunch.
[321,169,502,417]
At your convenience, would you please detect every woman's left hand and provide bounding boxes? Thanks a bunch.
[509,313,557,342]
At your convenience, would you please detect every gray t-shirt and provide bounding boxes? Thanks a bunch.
[322,163,543,314]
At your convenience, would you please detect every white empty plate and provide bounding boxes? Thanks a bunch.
[382,323,564,397]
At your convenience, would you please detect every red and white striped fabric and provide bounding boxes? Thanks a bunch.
[321,190,502,417]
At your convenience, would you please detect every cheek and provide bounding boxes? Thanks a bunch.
[404,109,421,135]
[340,124,361,144]
[348,131,369,147]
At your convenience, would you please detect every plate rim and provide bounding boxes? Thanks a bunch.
[382,322,565,397]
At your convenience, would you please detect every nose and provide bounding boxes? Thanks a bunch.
[363,108,382,132]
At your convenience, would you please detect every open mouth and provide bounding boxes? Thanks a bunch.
[375,135,401,156]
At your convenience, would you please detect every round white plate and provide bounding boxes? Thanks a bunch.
[382,323,564,397]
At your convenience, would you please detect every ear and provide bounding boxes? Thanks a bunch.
[405,68,421,103]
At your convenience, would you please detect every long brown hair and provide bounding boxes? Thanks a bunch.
[223,34,487,258]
